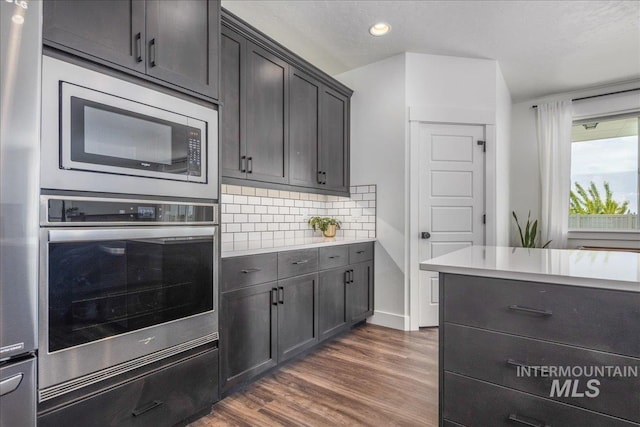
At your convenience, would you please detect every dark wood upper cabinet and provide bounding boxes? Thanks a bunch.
[220,27,246,179]
[320,87,350,193]
[43,0,146,73]
[146,0,219,99]
[221,10,352,195]
[289,68,321,188]
[44,0,220,100]
[245,42,289,184]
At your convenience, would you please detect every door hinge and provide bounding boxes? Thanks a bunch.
[482,214,486,224]
[477,140,486,152]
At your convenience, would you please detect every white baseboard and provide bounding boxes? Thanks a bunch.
[367,310,410,331]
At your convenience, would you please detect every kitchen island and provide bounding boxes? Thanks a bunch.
[420,246,640,427]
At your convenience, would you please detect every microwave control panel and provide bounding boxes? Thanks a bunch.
[187,129,202,177]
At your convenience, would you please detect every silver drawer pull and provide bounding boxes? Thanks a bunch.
[132,400,163,417]
[328,255,341,259]
[508,305,552,316]
[508,413,548,427]
[356,250,366,254]
[241,268,261,274]
[292,260,309,265]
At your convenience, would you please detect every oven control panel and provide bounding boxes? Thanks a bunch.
[44,197,217,225]
[187,129,202,177]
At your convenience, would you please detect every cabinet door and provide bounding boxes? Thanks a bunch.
[277,273,318,362]
[349,262,374,322]
[289,68,321,188]
[318,268,349,341]
[220,27,247,179]
[320,87,349,193]
[145,0,219,99]
[245,42,289,184]
[43,0,146,73]
[220,282,278,393]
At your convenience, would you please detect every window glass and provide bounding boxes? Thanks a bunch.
[569,116,639,230]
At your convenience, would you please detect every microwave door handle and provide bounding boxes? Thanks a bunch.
[48,226,217,243]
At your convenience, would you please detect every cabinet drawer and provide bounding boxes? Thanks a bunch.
[39,348,219,427]
[443,372,636,427]
[318,246,349,270]
[443,274,640,357]
[444,323,640,422]
[278,248,318,279]
[222,253,278,292]
[349,242,373,264]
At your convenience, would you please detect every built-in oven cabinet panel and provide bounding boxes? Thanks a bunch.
[41,56,218,201]
[43,0,220,101]
[38,348,219,427]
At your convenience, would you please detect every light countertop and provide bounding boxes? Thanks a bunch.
[420,245,640,292]
[222,237,376,258]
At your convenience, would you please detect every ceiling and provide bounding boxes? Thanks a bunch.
[221,0,640,102]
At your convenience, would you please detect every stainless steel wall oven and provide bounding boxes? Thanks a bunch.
[38,196,218,402]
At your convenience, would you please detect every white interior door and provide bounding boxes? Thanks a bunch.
[418,123,485,327]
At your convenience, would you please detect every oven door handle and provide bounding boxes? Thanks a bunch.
[47,226,217,243]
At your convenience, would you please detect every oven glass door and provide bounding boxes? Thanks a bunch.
[46,227,214,353]
[61,82,206,183]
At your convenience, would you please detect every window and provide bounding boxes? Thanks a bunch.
[569,115,639,230]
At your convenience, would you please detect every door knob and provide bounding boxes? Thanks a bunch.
[421,232,431,239]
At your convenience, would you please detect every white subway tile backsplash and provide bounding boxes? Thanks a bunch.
[221,184,376,248]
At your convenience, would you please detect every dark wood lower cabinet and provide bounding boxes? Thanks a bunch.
[277,273,319,362]
[220,282,278,393]
[221,242,375,395]
[349,261,374,322]
[38,348,219,427]
[318,268,349,340]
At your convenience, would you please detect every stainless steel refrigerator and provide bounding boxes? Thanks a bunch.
[0,1,41,426]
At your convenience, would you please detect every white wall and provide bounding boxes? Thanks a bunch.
[509,81,640,248]
[337,52,512,330]
[336,54,408,328]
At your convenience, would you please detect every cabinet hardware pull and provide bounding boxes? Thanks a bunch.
[271,288,278,305]
[132,400,163,417]
[241,268,261,274]
[356,250,365,254]
[328,255,340,259]
[349,269,354,283]
[247,157,253,173]
[292,259,308,265]
[318,171,323,184]
[278,286,284,304]
[508,413,547,427]
[508,305,552,316]
[134,32,142,63]
[240,156,247,173]
[506,359,539,372]
[322,171,327,184]
[344,270,350,284]
[149,38,157,67]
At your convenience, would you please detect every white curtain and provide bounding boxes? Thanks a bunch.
[536,100,573,248]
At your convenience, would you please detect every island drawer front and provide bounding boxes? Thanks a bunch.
[278,248,319,279]
[222,253,278,292]
[443,274,640,357]
[318,246,349,270]
[444,323,640,422]
[349,242,374,264]
[443,372,637,427]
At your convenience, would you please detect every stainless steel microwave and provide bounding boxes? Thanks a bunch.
[41,56,218,200]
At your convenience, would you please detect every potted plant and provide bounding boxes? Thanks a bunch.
[512,211,551,248]
[308,216,342,238]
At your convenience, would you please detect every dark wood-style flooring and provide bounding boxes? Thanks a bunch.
[191,324,439,426]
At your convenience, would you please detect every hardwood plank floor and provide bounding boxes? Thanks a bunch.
[190,324,439,427]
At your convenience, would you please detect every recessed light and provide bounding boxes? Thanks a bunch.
[369,22,391,37]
